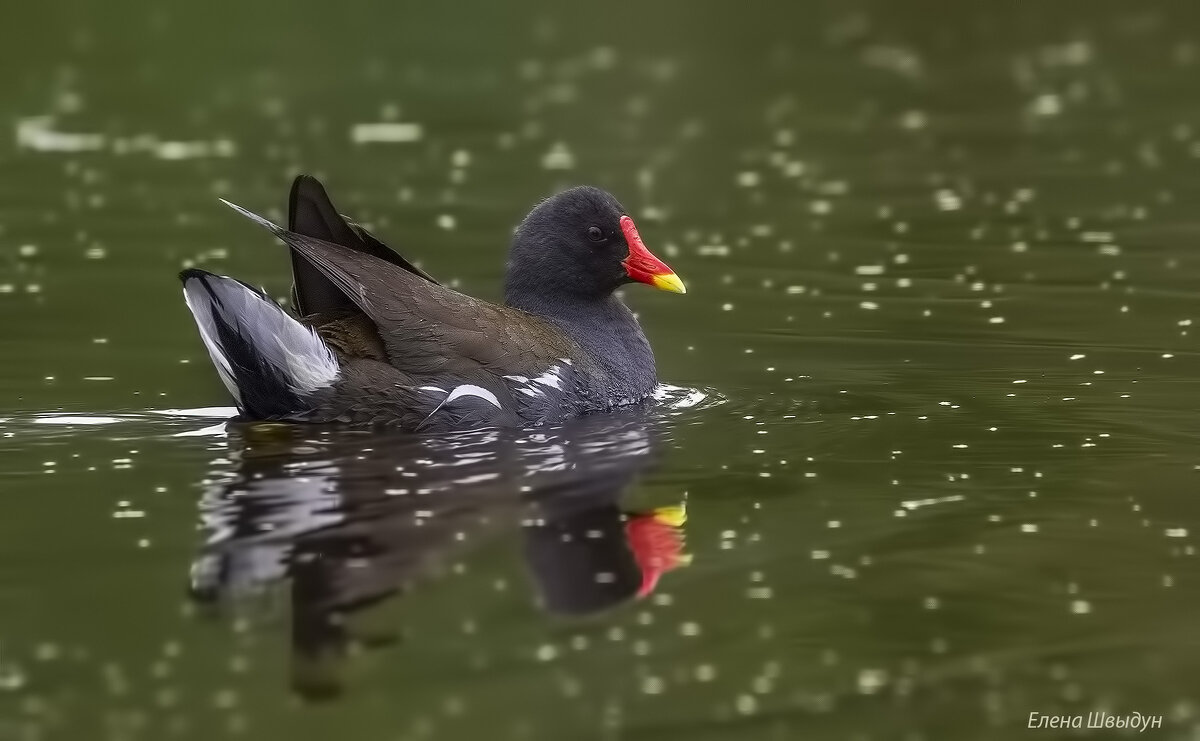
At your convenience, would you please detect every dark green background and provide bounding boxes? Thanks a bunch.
[3,1,1200,738]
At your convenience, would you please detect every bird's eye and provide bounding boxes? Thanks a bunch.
[587,226,605,242]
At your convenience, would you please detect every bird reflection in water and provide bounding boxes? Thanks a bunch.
[186,410,689,699]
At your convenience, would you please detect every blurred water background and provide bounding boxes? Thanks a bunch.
[3,1,1200,738]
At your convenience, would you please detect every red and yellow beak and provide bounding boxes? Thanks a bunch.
[620,215,686,294]
[625,502,692,598]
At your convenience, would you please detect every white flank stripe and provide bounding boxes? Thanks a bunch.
[532,367,563,390]
[420,383,503,426]
[444,385,502,408]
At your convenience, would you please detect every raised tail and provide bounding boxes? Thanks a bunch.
[288,175,366,317]
[180,268,340,419]
[223,178,438,321]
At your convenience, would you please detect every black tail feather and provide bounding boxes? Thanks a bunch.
[288,176,366,316]
[287,175,438,317]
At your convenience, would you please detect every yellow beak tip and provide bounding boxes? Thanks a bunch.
[652,503,688,527]
[651,273,687,294]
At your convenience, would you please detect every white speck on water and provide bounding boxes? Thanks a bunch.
[16,115,105,152]
[736,694,758,715]
[736,171,760,187]
[34,414,122,425]
[154,139,236,160]
[350,122,422,144]
[1166,528,1188,538]
[857,668,889,694]
[899,110,927,129]
[934,189,962,210]
[1070,600,1092,614]
[1030,93,1063,116]
[855,264,885,276]
[901,491,960,517]
[541,142,575,170]
[0,659,27,690]
[589,45,617,69]
[782,160,806,177]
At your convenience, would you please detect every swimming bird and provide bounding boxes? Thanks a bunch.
[180,176,685,430]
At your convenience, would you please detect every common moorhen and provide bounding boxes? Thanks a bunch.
[180,176,685,430]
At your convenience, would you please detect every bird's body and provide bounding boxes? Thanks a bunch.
[180,177,684,431]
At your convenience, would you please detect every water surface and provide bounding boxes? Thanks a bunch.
[3,1,1200,738]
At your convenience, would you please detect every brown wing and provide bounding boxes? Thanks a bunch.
[274,229,580,381]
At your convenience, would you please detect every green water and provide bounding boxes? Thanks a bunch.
[4,1,1200,738]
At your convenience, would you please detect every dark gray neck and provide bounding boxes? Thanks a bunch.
[504,289,657,401]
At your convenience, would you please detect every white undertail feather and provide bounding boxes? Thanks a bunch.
[182,285,242,405]
[182,274,339,404]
